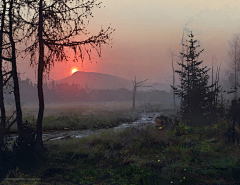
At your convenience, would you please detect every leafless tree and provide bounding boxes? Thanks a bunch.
[227,33,240,100]
[8,0,24,139]
[0,0,28,146]
[132,76,151,111]
[19,0,114,151]
[168,48,178,108]
[0,0,7,148]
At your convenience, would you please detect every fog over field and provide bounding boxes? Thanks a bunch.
[2,1,240,184]
[16,0,240,91]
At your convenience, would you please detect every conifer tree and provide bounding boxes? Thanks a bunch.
[171,32,218,125]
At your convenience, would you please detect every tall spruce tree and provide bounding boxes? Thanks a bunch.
[171,32,217,125]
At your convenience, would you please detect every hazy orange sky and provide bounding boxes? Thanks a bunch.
[18,0,240,86]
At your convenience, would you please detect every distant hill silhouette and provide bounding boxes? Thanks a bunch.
[3,74,173,105]
[54,71,132,90]
[52,71,170,91]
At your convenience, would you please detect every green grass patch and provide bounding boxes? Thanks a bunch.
[8,109,138,133]
[4,114,240,184]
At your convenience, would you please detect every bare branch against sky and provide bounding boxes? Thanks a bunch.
[12,0,240,89]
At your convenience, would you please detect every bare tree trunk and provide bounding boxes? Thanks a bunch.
[211,57,214,114]
[9,0,24,139]
[187,54,190,114]
[235,45,237,100]
[132,92,136,110]
[35,0,44,150]
[132,76,149,111]
[0,0,6,148]
[217,65,220,107]
[132,77,136,111]
[181,30,184,73]
[181,30,185,103]
[172,55,175,108]
[212,58,213,92]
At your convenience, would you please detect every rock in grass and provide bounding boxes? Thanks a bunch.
[155,117,162,127]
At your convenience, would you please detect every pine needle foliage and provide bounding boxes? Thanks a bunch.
[171,32,218,126]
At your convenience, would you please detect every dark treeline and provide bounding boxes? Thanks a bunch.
[4,77,173,104]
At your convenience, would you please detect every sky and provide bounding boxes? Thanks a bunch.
[17,0,240,86]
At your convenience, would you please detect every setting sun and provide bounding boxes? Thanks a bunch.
[71,67,78,74]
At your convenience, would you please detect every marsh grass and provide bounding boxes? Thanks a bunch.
[3,110,240,184]
[5,101,134,116]
[6,101,169,134]
[8,104,138,133]
[6,101,168,132]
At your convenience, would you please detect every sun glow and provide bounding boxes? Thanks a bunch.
[71,67,78,74]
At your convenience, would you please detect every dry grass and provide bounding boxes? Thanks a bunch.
[6,101,170,133]
[5,101,133,118]
[5,100,172,118]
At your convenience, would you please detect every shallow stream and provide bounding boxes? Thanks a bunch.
[6,112,162,146]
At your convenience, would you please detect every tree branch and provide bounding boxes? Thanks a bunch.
[3,74,13,87]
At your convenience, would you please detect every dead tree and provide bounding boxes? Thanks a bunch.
[181,29,185,73]
[0,0,26,142]
[227,33,240,100]
[0,0,7,148]
[211,56,217,107]
[131,76,149,111]
[169,48,178,108]
[8,0,24,139]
